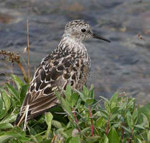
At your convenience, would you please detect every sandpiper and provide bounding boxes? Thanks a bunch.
[15,20,110,126]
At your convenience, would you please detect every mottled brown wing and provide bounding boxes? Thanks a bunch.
[15,51,88,125]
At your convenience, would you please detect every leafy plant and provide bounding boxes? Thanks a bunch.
[0,75,150,143]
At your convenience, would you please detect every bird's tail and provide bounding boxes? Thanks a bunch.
[15,113,22,126]
[15,95,58,127]
[15,105,29,128]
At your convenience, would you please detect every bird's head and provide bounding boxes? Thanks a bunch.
[64,20,110,43]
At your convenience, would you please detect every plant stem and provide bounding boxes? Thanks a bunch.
[51,135,57,143]
[17,62,28,82]
[121,123,125,143]
[88,105,94,136]
[128,128,133,143]
[72,108,78,124]
[106,116,109,136]
[72,108,81,132]
[27,19,31,82]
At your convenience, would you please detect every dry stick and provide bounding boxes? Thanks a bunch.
[88,105,94,136]
[27,19,31,82]
[17,62,28,82]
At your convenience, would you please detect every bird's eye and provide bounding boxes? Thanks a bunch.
[81,29,86,32]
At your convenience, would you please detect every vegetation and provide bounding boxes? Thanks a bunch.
[0,21,150,143]
[0,74,150,143]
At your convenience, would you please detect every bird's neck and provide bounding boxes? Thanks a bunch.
[57,36,88,57]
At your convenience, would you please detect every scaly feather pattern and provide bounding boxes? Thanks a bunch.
[16,35,90,125]
[15,19,110,126]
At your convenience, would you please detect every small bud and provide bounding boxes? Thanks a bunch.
[72,129,79,137]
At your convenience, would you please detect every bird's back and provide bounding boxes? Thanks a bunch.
[15,39,90,125]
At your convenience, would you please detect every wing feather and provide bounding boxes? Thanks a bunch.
[15,49,89,125]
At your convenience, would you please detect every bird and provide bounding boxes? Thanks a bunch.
[15,19,110,127]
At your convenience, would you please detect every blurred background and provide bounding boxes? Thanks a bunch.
[0,0,150,104]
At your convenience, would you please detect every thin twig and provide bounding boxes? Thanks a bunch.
[27,19,31,82]
[17,62,28,81]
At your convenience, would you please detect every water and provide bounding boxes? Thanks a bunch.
[0,0,150,104]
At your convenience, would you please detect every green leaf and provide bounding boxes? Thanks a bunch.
[0,90,12,120]
[0,134,14,143]
[45,112,53,138]
[45,112,53,125]
[11,74,24,90]
[83,86,89,98]
[104,135,109,143]
[128,98,135,109]
[139,113,149,128]
[51,120,62,129]
[0,123,13,130]
[56,91,73,118]
[140,102,150,122]
[70,92,79,107]
[104,101,110,113]
[57,128,68,138]
[68,136,81,143]
[0,93,6,119]
[86,98,94,105]
[122,126,131,133]
[1,90,11,112]
[96,117,106,128]
[108,128,120,143]
[132,108,138,121]
[65,85,72,101]
[134,124,145,130]
[86,136,100,143]
[147,130,150,142]
[0,112,16,124]
[0,128,29,143]
[75,89,86,102]
[61,97,74,119]
[6,84,19,101]
[89,85,94,98]
[126,112,133,128]
[110,113,118,121]
[20,85,29,104]
[81,127,90,134]
[110,93,118,109]
[137,138,142,143]
[99,96,109,102]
